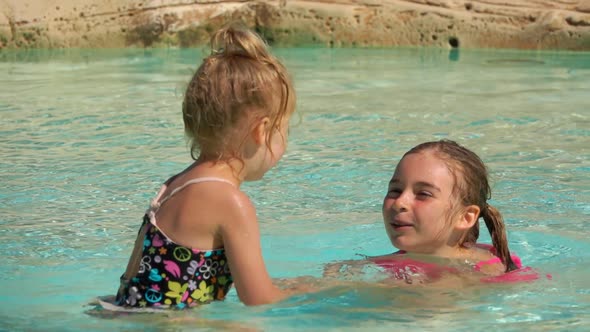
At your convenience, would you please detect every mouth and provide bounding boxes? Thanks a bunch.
[389,218,413,229]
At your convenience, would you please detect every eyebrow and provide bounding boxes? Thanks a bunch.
[389,179,442,192]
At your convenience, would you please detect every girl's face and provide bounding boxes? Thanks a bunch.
[382,151,463,256]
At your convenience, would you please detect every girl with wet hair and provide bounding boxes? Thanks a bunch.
[374,139,526,282]
[105,24,308,310]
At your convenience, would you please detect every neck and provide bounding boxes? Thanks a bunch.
[427,245,469,260]
[189,157,245,187]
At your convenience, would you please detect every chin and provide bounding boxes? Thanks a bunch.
[393,244,408,252]
[387,236,403,251]
[245,171,266,181]
[391,237,412,252]
[245,175,263,181]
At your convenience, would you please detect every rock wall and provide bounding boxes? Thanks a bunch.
[1,0,589,50]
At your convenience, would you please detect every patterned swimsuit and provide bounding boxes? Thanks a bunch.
[116,177,235,309]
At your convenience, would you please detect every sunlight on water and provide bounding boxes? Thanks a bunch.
[0,47,589,331]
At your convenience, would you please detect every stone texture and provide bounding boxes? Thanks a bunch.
[0,0,589,50]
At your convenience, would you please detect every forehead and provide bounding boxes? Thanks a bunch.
[393,151,455,188]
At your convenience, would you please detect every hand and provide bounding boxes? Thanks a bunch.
[274,275,321,295]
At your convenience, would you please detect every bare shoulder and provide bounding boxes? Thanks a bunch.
[178,183,258,232]
[471,247,506,276]
[152,179,252,248]
[179,180,252,207]
[213,186,257,223]
[476,260,505,275]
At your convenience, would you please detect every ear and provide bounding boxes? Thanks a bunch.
[251,117,270,145]
[456,205,480,231]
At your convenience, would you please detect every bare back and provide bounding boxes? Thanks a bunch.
[153,171,238,250]
[151,164,288,305]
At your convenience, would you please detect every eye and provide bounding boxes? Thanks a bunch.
[416,191,433,199]
[386,187,402,198]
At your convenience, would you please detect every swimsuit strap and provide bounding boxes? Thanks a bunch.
[153,177,235,209]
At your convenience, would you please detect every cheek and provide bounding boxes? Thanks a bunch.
[274,144,286,159]
[417,199,445,213]
[431,208,456,234]
[382,197,392,212]
[273,134,286,150]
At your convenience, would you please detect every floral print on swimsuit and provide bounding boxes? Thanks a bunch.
[116,216,234,309]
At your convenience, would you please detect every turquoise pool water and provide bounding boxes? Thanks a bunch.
[1,47,589,331]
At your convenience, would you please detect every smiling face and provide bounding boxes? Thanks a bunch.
[382,150,465,256]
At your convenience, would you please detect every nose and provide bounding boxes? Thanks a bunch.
[391,191,409,213]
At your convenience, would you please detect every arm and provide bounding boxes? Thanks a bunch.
[323,252,398,280]
[323,259,378,281]
[220,191,289,306]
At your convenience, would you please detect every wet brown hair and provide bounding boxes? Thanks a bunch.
[403,139,518,272]
[182,23,295,161]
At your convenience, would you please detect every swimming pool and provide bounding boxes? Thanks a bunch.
[1,46,588,331]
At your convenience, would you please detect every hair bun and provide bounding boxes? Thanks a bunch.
[210,23,270,60]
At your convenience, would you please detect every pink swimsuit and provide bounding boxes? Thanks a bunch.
[373,244,541,283]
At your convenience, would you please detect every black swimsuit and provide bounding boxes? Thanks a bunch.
[116,177,235,309]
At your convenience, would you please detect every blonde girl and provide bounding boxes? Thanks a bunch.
[112,24,301,309]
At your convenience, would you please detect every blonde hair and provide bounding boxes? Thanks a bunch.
[182,24,295,161]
